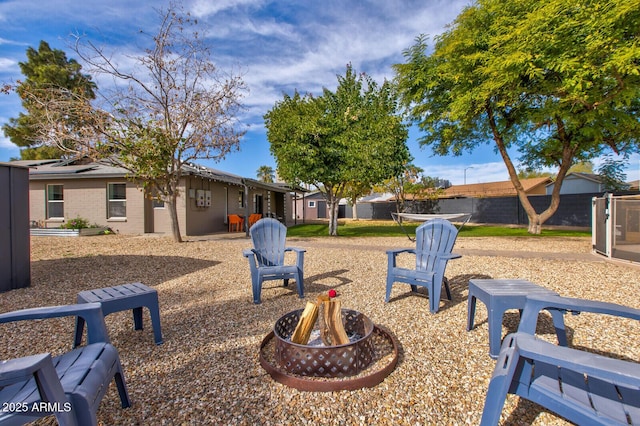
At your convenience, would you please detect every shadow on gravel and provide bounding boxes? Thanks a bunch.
[386,273,492,313]
[31,255,220,288]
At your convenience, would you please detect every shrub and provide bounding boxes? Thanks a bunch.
[60,217,91,229]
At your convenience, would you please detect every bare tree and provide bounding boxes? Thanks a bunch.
[20,2,247,242]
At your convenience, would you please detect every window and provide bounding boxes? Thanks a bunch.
[308,200,316,208]
[107,183,127,218]
[151,188,165,208]
[46,184,64,219]
[238,190,245,208]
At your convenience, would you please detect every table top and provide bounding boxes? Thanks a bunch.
[469,279,558,297]
[78,282,154,303]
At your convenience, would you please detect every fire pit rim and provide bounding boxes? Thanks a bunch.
[259,325,400,392]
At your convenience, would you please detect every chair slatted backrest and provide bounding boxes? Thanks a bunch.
[415,219,458,272]
[250,218,288,267]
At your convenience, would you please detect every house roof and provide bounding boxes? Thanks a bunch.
[545,172,603,187]
[0,161,30,169]
[17,158,130,179]
[441,177,552,198]
[15,158,289,193]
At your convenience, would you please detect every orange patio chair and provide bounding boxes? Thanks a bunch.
[248,213,262,227]
[228,215,244,232]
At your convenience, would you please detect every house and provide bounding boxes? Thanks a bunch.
[545,172,605,195]
[292,190,350,221]
[14,158,296,236]
[441,177,552,198]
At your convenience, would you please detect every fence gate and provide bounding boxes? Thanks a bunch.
[592,193,640,263]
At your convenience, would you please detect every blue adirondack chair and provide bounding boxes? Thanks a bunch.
[0,303,130,426]
[243,218,305,304]
[385,218,461,313]
[481,294,640,426]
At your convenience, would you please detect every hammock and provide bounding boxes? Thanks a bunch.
[392,212,471,222]
[391,212,473,242]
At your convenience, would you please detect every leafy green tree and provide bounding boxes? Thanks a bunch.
[597,154,630,191]
[568,161,594,174]
[375,163,442,214]
[265,64,410,235]
[516,169,553,179]
[2,41,96,159]
[256,165,275,183]
[394,0,640,233]
[15,4,247,242]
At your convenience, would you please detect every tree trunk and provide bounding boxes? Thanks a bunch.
[486,105,573,234]
[352,201,359,220]
[322,185,343,236]
[328,198,339,236]
[166,194,183,242]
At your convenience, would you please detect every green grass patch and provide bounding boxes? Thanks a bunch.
[287,220,591,238]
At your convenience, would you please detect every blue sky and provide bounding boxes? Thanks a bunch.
[1,0,638,185]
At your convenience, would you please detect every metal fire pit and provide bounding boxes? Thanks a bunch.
[273,308,375,378]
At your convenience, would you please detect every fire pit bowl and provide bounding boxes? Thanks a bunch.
[273,308,375,378]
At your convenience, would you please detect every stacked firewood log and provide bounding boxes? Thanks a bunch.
[290,290,349,346]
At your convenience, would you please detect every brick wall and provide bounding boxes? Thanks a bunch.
[29,178,146,234]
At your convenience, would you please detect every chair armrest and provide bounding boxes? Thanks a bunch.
[386,248,415,257]
[285,247,305,267]
[518,294,640,335]
[284,247,306,254]
[242,248,256,258]
[0,353,54,387]
[509,332,640,388]
[0,303,111,344]
[437,252,462,261]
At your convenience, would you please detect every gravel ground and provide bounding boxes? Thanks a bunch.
[2,233,639,425]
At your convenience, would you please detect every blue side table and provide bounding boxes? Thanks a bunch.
[467,279,566,358]
[74,282,163,346]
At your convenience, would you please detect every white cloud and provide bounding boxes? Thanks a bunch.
[0,134,18,151]
[191,0,264,18]
[0,37,29,46]
[0,0,476,171]
[0,57,17,72]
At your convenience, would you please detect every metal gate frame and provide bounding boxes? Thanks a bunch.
[593,193,640,263]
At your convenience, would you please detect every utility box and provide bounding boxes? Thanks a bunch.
[0,163,31,291]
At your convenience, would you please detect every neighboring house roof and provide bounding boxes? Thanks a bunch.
[441,177,552,198]
[15,158,288,193]
[545,172,603,187]
[545,172,612,195]
[299,190,325,199]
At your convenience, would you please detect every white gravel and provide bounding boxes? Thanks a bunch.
[1,233,638,425]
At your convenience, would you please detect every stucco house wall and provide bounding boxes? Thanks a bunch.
[17,159,292,237]
[294,192,324,220]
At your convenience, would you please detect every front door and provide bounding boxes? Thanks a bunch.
[255,194,264,214]
[317,201,327,218]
